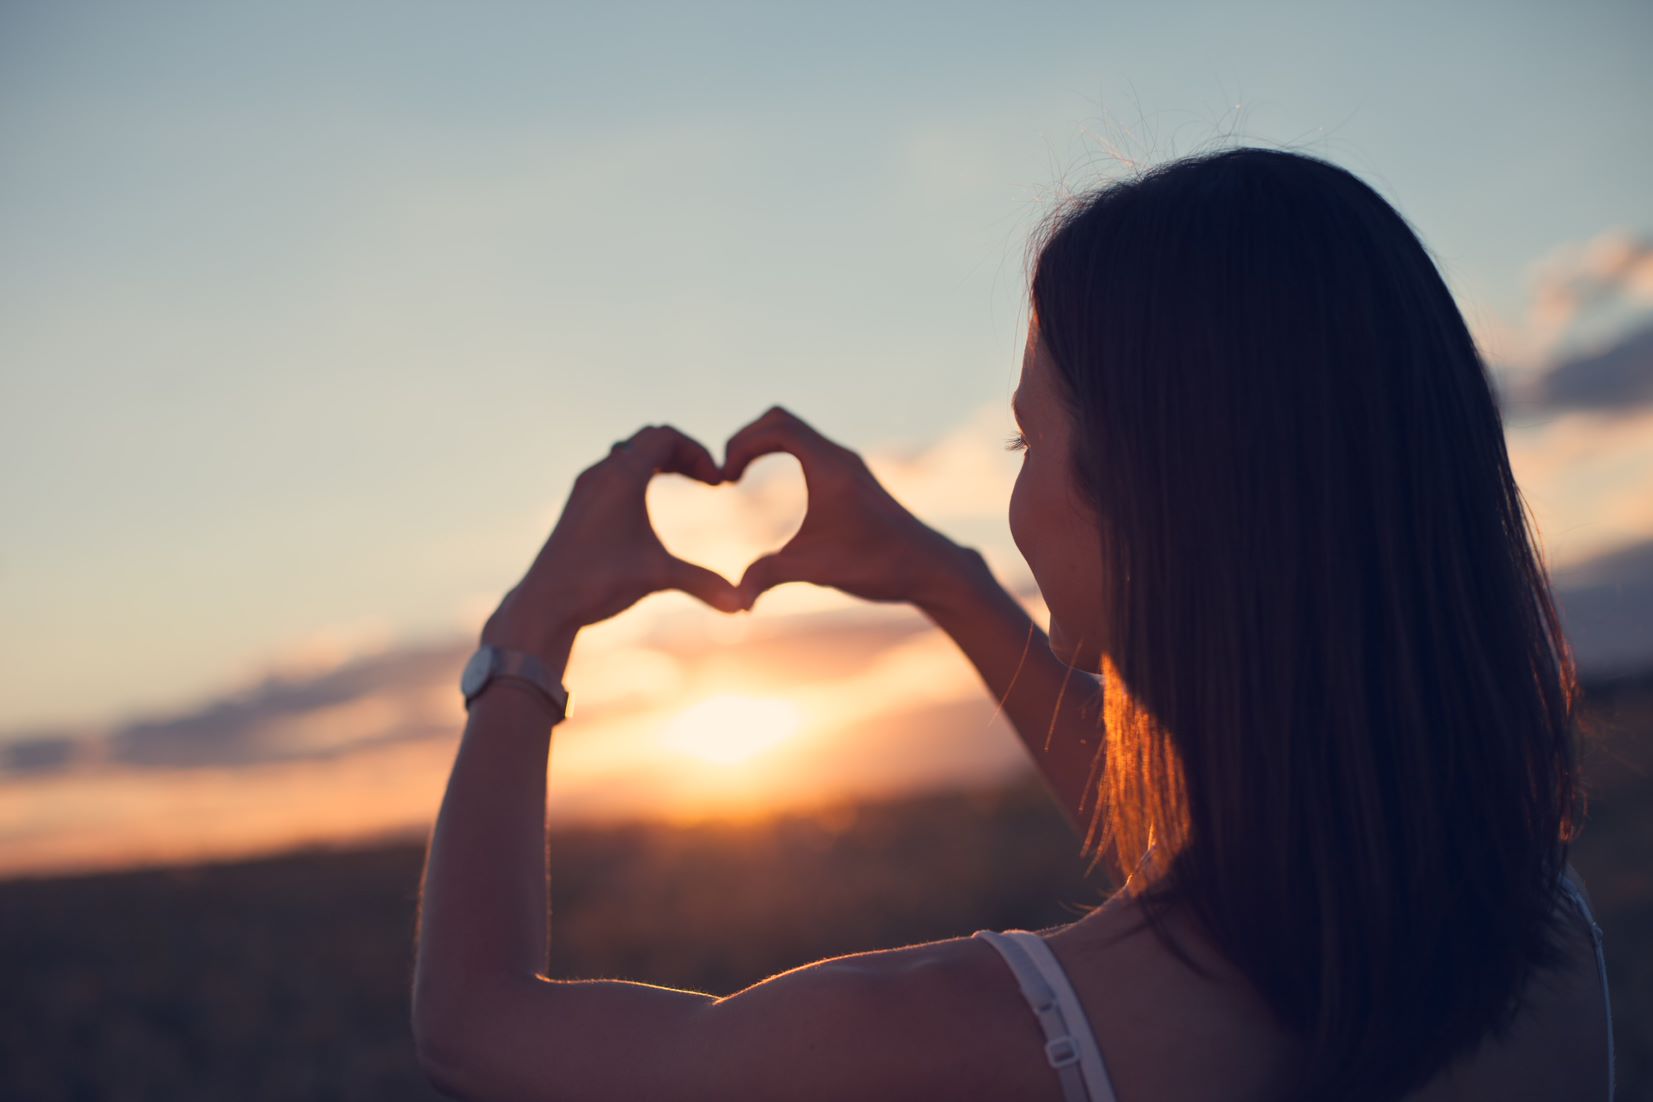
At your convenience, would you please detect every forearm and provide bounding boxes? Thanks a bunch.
[413,642,571,1039]
[914,544,1106,839]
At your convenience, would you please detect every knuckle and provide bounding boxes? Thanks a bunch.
[646,557,674,587]
[588,456,625,481]
[824,465,861,493]
[822,438,857,470]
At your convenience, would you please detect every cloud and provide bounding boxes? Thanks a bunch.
[865,402,1022,528]
[0,735,82,777]
[0,389,1042,793]
[0,589,1043,876]
[1505,405,1653,573]
[1552,536,1653,680]
[13,359,1648,790]
[227,617,401,685]
[1514,319,1653,415]
[1529,230,1653,342]
[0,638,469,778]
[7,370,1646,877]
[0,596,971,783]
[105,639,465,770]
[1482,228,1653,396]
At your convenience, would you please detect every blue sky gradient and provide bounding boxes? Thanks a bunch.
[3,0,1651,740]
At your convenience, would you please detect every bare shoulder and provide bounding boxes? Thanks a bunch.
[1041,891,1312,1102]
[1037,880,1610,1102]
[423,925,1079,1102]
[670,932,1068,1102]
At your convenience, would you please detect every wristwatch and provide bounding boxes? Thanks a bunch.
[461,643,573,723]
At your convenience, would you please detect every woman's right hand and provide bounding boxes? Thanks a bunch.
[721,406,968,611]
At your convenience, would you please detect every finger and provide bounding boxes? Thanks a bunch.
[736,551,807,607]
[662,557,745,613]
[722,406,842,482]
[616,425,723,484]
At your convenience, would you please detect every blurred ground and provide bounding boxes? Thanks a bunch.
[0,671,1646,1101]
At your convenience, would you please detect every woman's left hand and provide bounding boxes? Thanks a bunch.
[480,424,745,663]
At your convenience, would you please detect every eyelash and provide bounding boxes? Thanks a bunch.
[1004,431,1028,453]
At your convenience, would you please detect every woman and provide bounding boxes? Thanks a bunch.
[411,146,1614,1101]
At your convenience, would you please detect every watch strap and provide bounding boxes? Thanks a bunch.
[464,644,572,722]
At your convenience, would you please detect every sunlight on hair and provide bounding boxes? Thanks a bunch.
[659,694,804,766]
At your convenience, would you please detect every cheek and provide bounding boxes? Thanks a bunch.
[1009,463,1035,561]
[998,465,1024,555]
[1011,461,1068,615]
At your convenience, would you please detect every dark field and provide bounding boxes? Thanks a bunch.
[2,671,1648,1101]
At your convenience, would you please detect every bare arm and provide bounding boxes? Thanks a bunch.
[412,418,1084,1101]
[715,407,1109,847]
[411,640,1048,1102]
[914,542,1107,845]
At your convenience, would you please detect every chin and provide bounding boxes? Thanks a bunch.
[1049,618,1100,672]
[1049,619,1075,663]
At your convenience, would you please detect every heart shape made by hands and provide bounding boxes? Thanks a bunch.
[643,452,808,597]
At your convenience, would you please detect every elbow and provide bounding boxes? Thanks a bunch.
[415,1023,507,1101]
[412,1011,472,1099]
[412,974,545,1101]
[414,1048,469,1100]
[411,986,489,1100]
[416,1050,469,1102]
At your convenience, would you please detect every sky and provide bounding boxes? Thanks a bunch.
[2,0,1651,876]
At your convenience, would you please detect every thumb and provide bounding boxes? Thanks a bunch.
[663,558,744,614]
[736,551,805,609]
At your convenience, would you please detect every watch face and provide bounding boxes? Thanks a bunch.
[461,646,496,697]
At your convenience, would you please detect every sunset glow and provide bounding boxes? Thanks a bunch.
[2,3,1649,892]
[658,694,804,766]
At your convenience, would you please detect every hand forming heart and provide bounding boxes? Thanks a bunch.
[479,406,964,667]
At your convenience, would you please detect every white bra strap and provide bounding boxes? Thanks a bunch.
[1559,868,1615,1102]
[974,930,1093,1102]
[1007,932,1118,1102]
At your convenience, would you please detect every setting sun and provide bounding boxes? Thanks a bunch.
[659,694,804,765]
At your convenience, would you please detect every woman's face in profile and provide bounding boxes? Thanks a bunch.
[1009,322,1106,672]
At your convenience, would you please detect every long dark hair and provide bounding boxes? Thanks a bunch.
[1028,145,1590,1101]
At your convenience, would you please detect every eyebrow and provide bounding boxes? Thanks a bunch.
[1010,392,1026,426]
